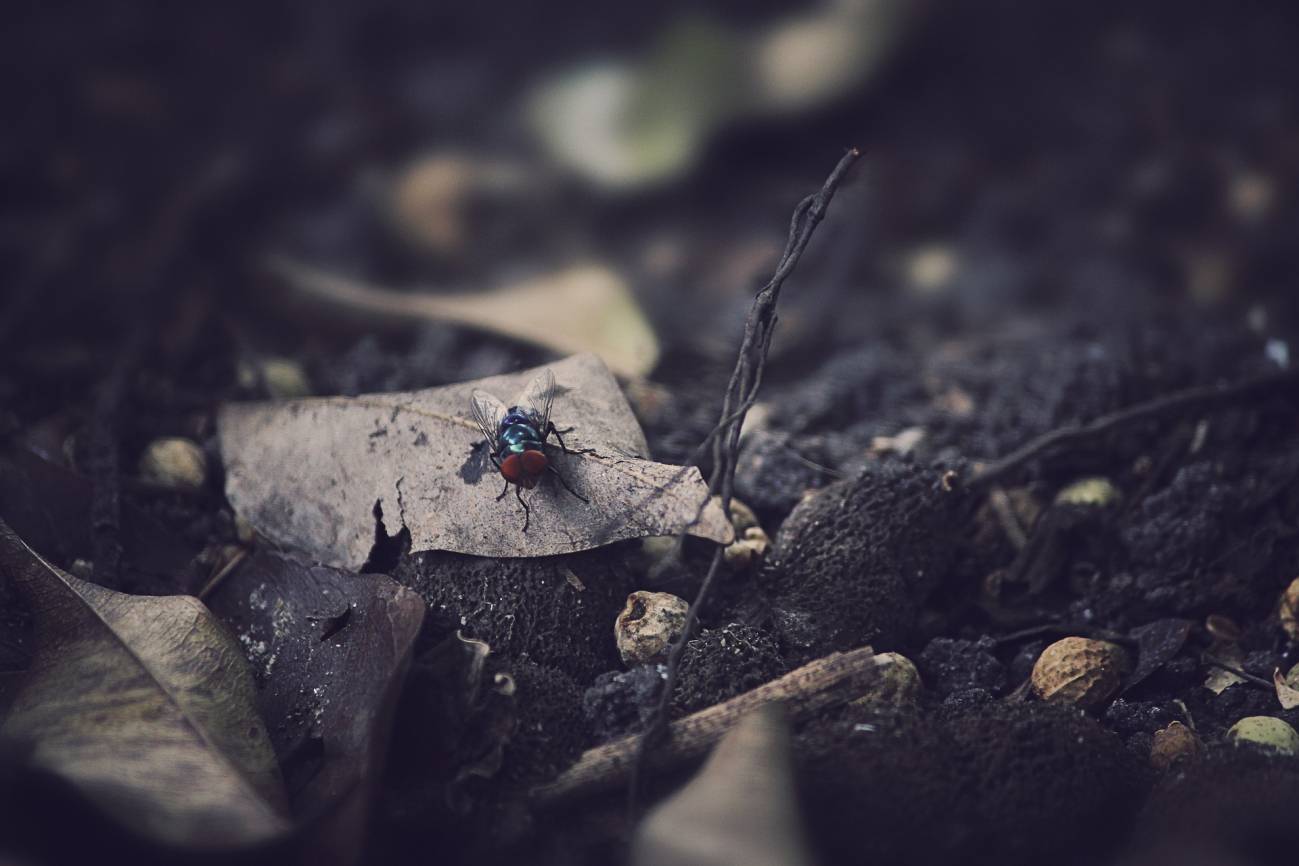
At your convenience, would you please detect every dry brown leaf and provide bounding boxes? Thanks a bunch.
[1274,665,1299,710]
[633,704,812,866]
[268,254,658,378]
[204,550,425,866]
[0,521,288,848]
[219,353,732,564]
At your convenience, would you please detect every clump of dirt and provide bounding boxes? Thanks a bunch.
[733,430,833,517]
[392,547,632,683]
[1104,698,1187,758]
[797,700,1143,866]
[758,460,961,659]
[671,623,785,714]
[582,665,666,744]
[917,635,1007,699]
[500,661,590,786]
[1180,684,1299,743]
[1117,445,1299,621]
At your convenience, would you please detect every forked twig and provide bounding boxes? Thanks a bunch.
[627,149,861,817]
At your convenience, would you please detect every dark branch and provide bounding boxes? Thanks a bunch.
[627,148,861,818]
[969,367,1299,492]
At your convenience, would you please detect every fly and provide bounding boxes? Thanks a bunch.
[469,368,589,531]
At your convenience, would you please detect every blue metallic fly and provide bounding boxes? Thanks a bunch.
[469,369,588,531]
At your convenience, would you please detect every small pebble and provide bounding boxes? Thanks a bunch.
[138,437,207,490]
[616,591,689,667]
[1226,716,1299,755]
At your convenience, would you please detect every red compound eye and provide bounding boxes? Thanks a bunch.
[499,453,526,484]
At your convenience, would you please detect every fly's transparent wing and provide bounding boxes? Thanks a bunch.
[514,368,557,431]
[468,389,507,447]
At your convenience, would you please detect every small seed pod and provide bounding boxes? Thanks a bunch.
[138,437,208,490]
[1150,721,1202,770]
[616,591,689,667]
[1031,637,1130,711]
[1227,716,1299,756]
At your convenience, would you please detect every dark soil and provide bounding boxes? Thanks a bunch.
[3,2,1299,865]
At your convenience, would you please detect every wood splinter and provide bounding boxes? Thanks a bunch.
[532,644,888,806]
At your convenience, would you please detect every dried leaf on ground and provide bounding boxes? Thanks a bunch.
[219,353,732,564]
[1124,618,1194,694]
[1204,642,1248,695]
[204,550,425,866]
[633,704,812,866]
[1274,665,1299,710]
[269,255,659,378]
[0,521,288,848]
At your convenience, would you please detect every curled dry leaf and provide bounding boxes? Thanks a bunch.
[632,704,812,866]
[0,521,288,848]
[202,550,425,866]
[219,353,733,563]
[268,255,659,379]
[1273,664,1299,711]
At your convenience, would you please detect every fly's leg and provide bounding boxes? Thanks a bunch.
[546,422,596,457]
[548,464,588,503]
[490,454,510,501]
[515,485,531,532]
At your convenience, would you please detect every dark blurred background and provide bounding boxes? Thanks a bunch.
[4,0,1296,398]
[3,3,1299,864]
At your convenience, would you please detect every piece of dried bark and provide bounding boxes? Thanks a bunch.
[203,550,424,865]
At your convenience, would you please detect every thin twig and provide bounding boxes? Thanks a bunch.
[197,547,250,601]
[1202,652,1273,690]
[970,367,1299,492]
[992,621,1133,647]
[987,486,1028,550]
[627,149,861,818]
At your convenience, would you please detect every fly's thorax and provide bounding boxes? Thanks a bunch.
[502,407,537,427]
[500,422,543,454]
